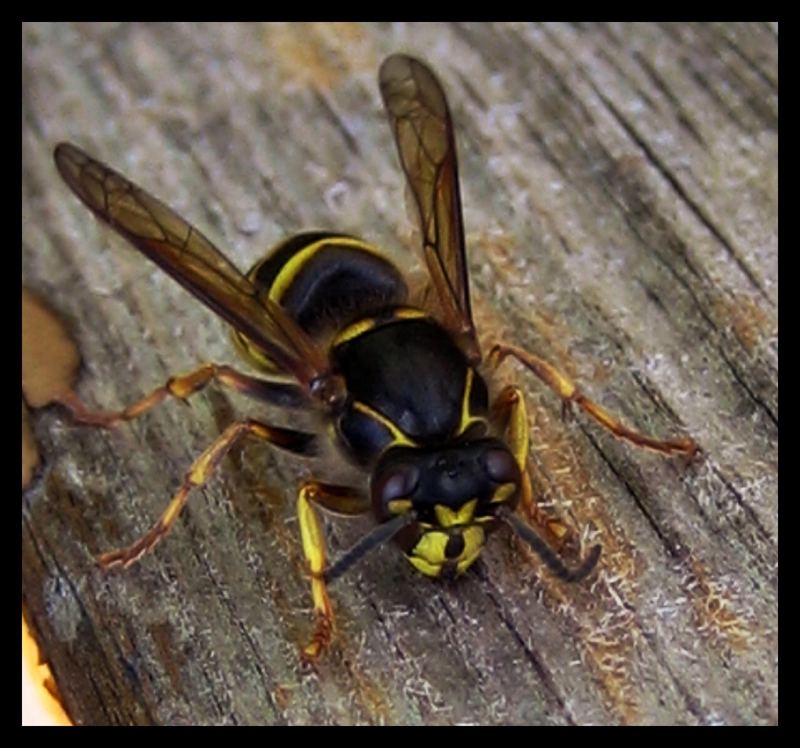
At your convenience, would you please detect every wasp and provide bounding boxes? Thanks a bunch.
[53,54,697,660]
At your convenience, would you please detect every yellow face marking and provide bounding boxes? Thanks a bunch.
[413,531,450,562]
[406,523,487,577]
[456,526,485,574]
[352,400,417,448]
[407,554,442,577]
[434,498,477,527]
[407,530,448,577]
[387,498,413,515]
[491,482,517,504]
[268,236,382,304]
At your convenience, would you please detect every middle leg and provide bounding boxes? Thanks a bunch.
[492,384,566,539]
[58,362,307,427]
[97,419,317,569]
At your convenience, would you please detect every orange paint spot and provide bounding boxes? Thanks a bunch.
[22,614,72,726]
[22,288,80,408]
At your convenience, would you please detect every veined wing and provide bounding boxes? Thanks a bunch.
[379,54,480,362]
[54,142,327,389]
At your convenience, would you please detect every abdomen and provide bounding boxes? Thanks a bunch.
[251,232,408,334]
[233,232,409,370]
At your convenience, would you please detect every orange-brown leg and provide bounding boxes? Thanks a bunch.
[489,343,698,458]
[56,363,306,427]
[97,419,316,569]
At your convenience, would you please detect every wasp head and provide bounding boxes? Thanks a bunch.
[370,439,521,577]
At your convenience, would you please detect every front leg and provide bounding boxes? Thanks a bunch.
[492,384,572,546]
[296,481,369,662]
[296,481,415,661]
[491,384,601,583]
[491,384,534,516]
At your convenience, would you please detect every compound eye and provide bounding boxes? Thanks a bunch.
[374,463,420,514]
[484,447,519,484]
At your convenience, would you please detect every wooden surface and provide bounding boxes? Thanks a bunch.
[22,22,777,725]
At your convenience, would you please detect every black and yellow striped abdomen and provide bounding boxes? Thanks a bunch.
[252,232,408,332]
[233,232,408,369]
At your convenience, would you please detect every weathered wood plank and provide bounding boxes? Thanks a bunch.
[22,22,777,725]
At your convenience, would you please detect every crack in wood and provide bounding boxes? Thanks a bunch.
[589,81,770,303]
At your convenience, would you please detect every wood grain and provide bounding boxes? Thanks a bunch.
[22,22,777,725]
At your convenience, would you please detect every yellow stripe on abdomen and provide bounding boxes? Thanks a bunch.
[268,236,385,304]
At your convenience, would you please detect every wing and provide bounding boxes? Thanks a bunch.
[378,54,480,362]
[53,142,328,389]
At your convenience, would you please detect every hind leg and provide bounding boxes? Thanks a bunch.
[58,363,306,427]
[489,343,698,457]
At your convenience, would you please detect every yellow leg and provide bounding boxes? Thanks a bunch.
[491,385,534,515]
[97,419,316,569]
[492,385,592,561]
[490,343,698,458]
[490,386,601,582]
[56,362,305,427]
[296,481,369,662]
